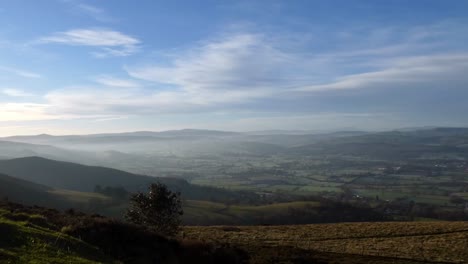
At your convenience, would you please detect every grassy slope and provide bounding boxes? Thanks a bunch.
[0,209,112,264]
[185,222,468,263]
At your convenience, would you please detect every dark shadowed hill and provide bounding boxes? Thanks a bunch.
[0,173,55,205]
[0,173,112,210]
[0,157,258,202]
[0,156,156,191]
[0,173,101,211]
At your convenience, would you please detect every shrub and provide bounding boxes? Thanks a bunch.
[125,183,183,236]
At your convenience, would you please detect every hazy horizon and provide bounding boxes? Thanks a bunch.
[1,1,468,136]
[2,125,468,138]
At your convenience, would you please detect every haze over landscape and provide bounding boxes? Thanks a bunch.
[1,1,468,264]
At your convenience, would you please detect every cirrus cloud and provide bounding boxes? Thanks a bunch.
[38,28,140,57]
[0,66,42,79]
[94,75,140,88]
[127,33,311,93]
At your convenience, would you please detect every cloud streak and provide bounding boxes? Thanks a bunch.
[0,66,42,78]
[297,54,468,92]
[38,28,140,57]
[94,76,140,88]
[60,0,114,22]
[127,33,310,93]
[75,3,114,22]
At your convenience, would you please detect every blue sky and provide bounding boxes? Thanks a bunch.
[0,0,468,135]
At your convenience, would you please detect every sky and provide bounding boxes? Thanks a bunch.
[0,0,468,136]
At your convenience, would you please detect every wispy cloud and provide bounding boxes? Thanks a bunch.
[75,3,113,22]
[1,88,34,97]
[60,0,114,22]
[127,33,307,93]
[94,75,140,88]
[0,66,42,78]
[43,86,272,117]
[296,54,468,92]
[38,28,140,57]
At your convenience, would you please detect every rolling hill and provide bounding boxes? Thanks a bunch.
[0,156,156,191]
[0,140,104,166]
[0,172,111,211]
[0,156,258,202]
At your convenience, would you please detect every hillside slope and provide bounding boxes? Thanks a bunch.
[0,156,155,191]
[0,173,111,211]
[0,202,247,264]
[0,157,258,202]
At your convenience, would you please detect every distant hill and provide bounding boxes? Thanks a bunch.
[3,126,468,165]
[1,129,241,144]
[0,157,258,202]
[0,140,100,164]
[0,140,69,159]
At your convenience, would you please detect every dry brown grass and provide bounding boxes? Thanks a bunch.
[184,222,468,263]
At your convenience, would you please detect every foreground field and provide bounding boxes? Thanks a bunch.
[185,222,468,263]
